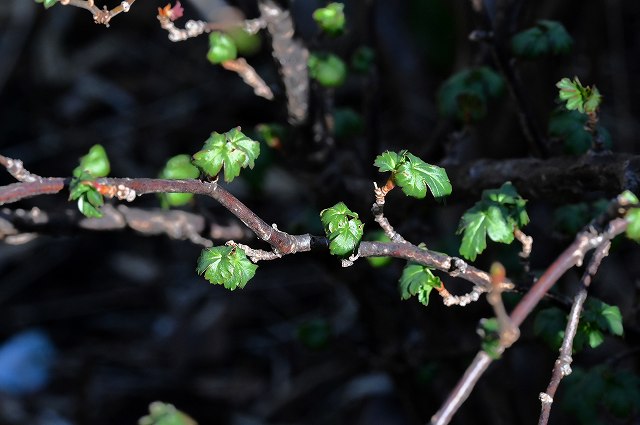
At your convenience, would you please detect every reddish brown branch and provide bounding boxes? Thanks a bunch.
[59,0,136,27]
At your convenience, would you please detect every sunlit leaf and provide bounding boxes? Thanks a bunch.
[196,246,258,290]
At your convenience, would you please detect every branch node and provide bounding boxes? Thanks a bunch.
[539,392,553,405]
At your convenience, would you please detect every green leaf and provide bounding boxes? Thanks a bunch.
[511,20,572,59]
[398,262,442,306]
[196,245,258,290]
[192,127,260,182]
[308,53,347,88]
[553,203,590,235]
[77,193,104,218]
[548,109,611,154]
[320,202,364,256]
[437,66,504,122]
[35,0,58,9]
[206,32,237,64]
[626,208,640,242]
[394,153,452,199]
[619,190,639,205]
[373,151,402,173]
[457,183,528,260]
[73,144,110,178]
[158,154,201,208]
[312,2,346,36]
[138,401,196,425]
[556,77,602,114]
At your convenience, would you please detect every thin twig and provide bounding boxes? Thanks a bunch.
[371,178,407,243]
[537,240,611,425]
[221,58,274,100]
[487,263,519,348]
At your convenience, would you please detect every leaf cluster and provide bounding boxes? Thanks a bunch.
[196,245,258,290]
[320,202,364,257]
[511,20,572,59]
[374,150,452,199]
[457,182,529,261]
[437,66,504,123]
[477,318,502,359]
[557,77,602,114]
[533,298,624,353]
[622,191,640,242]
[308,53,347,88]
[398,262,442,307]
[192,127,260,183]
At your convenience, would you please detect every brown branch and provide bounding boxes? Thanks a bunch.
[537,239,611,425]
[372,178,407,243]
[58,0,136,27]
[429,209,629,425]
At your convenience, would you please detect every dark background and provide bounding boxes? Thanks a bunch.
[0,0,639,424]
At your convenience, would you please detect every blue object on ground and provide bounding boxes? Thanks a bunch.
[0,329,56,395]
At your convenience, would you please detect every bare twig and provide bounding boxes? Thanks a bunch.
[0,154,43,183]
[371,178,407,243]
[537,240,611,425]
[487,263,519,348]
[514,227,533,273]
[59,0,136,27]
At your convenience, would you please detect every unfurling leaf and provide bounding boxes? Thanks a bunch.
[312,2,346,36]
[196,246,258,290]
[398,262,442,306]
[557,77,602,114]
[457,182,528,261]
[158,154,201,208]
[69,145,111,219]
[511,20,572,59]
[374,150,452,199]
[320,202,364,256]
[192,127,260,182]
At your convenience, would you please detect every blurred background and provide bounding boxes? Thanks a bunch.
[0,0,639,424]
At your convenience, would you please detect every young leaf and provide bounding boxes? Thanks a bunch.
[192,127,260,182]
[557,77,602,114]
[373,151,402,173]
[73,144,110,178]
[394,153,452,199]
[398,262,442,306]
[510,20,572,59]
[158,154,201,208]
[320,202,364,256]
[457,182,528,261]
[207,32,237,64]
[308,53,347,88]
[533,307,566,351]
[138,401,196,425]
[312,2,346,36]
[196,245,258,290]
[625,208,640,242]
[35,0,58,9]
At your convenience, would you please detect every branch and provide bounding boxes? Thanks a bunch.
[58,0,136,27]
[0,205,252,247]
[537,239,611,425]
[429,204,629,425]
[448,153,640,202]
